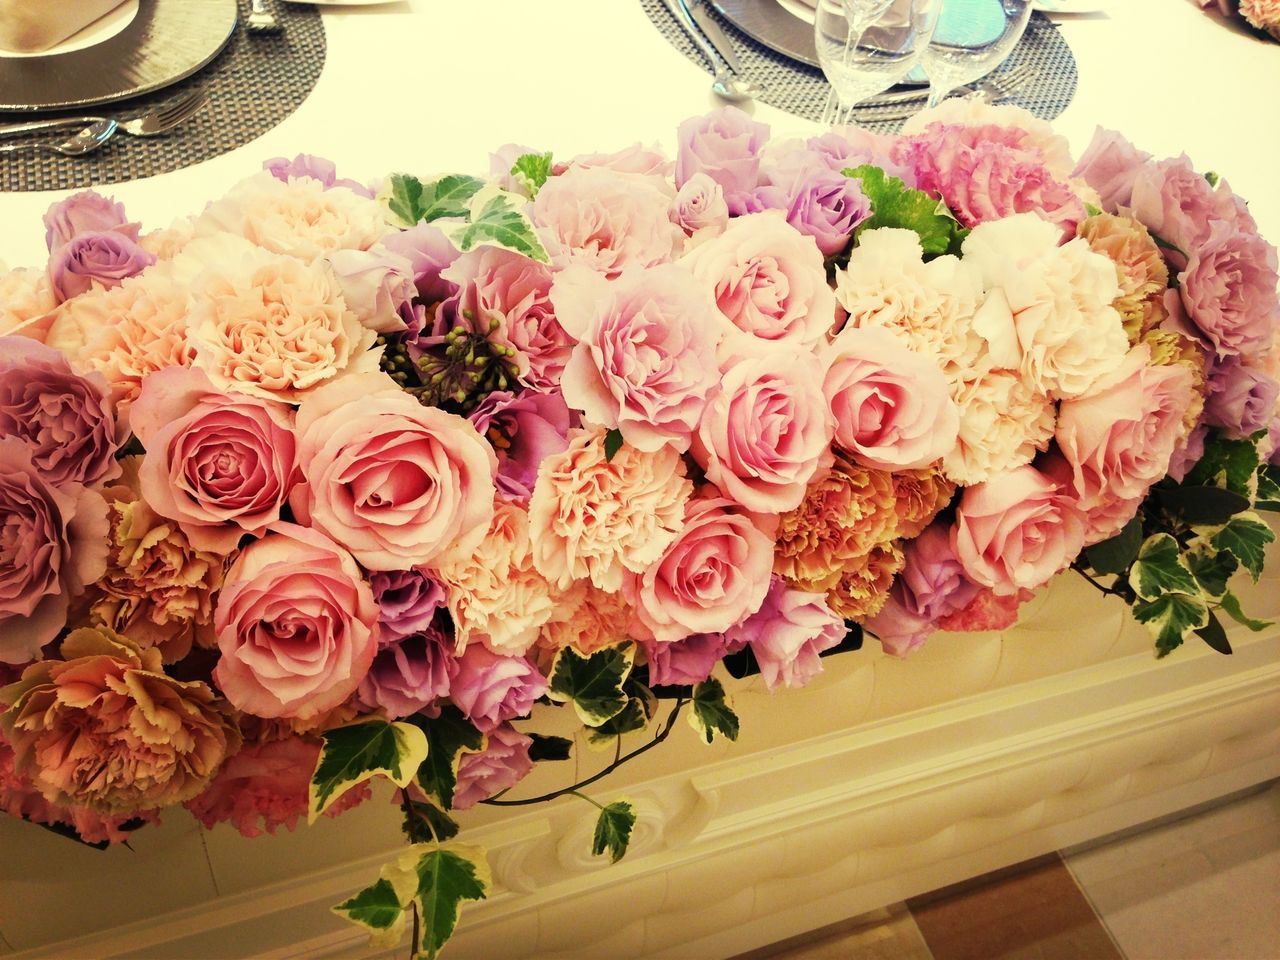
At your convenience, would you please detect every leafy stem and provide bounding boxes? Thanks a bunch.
[569,790,605,812]
[480,698,688,807]
[1071,562,1127,598]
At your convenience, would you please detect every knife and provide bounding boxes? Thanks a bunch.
[684,0,743,73]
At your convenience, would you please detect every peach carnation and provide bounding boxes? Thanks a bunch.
[438,502,555,657]
[893,466,958,539]
[529,427,692,592]
[187,247,378,403]
[1076,212,1169,341]
[0,626,239,813]
[0,267,55,336]
[774,458,899,594]
[537,581,631,657]
[1241,0,1280,36]
[827,542,904,620]
[944,370,1056,485]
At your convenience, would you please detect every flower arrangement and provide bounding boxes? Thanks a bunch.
[1198,0,1280,39]
[1,102,1277,957]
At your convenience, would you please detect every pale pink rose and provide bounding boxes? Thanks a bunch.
[0,438,108,665]
[554,263,725,453]
[131,366,298,553]
[675,107,770,211]
[624,496,774,644]
[682,210,837,357]
[726,576,845,691]
[1040,452,1142,549]
[323,247,416,334]
[642,631,729,686]
[449,645,547,733]
[188,247,378,404]
[670,173,730,238]
[1071,127,1152,211]
[291,373,497,571]
[568,143,673,178]
[185,737,369,838]
[452,723,535,810]
[952,465,1085,596]
[213,523,378,720]
[824,325,959,470]
[193,171,389,261]
[531,166,684,278]
[529,427,692,592]
[0,267,56,336]
[692,352,835,513]
[1178,221,1279,358]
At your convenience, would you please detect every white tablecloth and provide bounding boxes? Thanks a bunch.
[0,0,1278,268]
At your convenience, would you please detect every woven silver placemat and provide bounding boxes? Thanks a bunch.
[641,1,1077,132]
[0,0,324,193]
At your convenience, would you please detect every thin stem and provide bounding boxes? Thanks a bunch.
[410,901,420,958]
[480,698,688,807]
[569,789,605,811]
[1071,563,1124,598]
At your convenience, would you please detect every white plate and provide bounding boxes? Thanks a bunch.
[278,0,404,6]
[1033,0,1108,13]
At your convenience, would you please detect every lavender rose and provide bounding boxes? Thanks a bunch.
[452,723,535,810]
[358,620,457,720]
[43,191,140,253]
[726,576,844,691]
[381,222,460,304]
[1205,357,1280,438]
[449,645,547,732]
[47,231,156,303]
[1178,221,1279,358]
[756,164,872,256]
[0,336,119,487]
[264,154,374,197]
[643,632,729,686]
[675,107,770,212]
[324,247,417,333]
[469,389,572,503]
[1070,127,1153,211]
[371,567,447,640]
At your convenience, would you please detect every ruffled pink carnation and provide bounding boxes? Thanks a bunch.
[452,724,534,810]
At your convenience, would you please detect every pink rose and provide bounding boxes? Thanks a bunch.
[131,366,298,553]
[47,231,156,303]
[670,173,730,237]
[449,645,547,733]
[452,723,535,810]
[1071,128,1152,211]
[0,336,119,487]
[531,166,683,278]
[692,351,835,513]
[43,190,140,253]
[555,264,724,453]
[213,523,378,719]
[682,210,837,356]
[642,632,729,686]
[824,325,959,470]
[726,576,844,691]
[568,143,673,178]
[291,372,497,571]
[1178,221,1279,358]
[624,496,774,644]
[323,247,416,334]
[0,438,108,665]
[951,465,1085,596]
[675,107,770,212]
[1129,156,1256,260]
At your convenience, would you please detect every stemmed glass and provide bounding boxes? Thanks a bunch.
[814,0,942,126]
[920,0,1034,108]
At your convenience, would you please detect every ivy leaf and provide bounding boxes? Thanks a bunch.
[1218,591,1270,632]
[1128,533,1201,601]
[1185,433,1261,500]
[1154,485,1251,525]
[386,173,486,226]
[1194,609,1233,655]
[689,677,740,745]
[844,164,967,257]
[1255,464,1280,512]
[1084,515,1142,576]
[1200,512,1275,580]
[587,696,652,745]
[603,428,624,462]
[404,845,491,960]
[332,877,407,948]
[511,151,553,196]
[1185,548,1238,600]
[448,187,550,262]
[547,643,635,726]
[403,800,460,844]
[1133,591,1210,657]
[591,800,637,864]
[309,719,429,823]
[527,733,574,762]
[404,707,486,811]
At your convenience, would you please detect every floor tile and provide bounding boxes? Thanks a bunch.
[731,903,934,960]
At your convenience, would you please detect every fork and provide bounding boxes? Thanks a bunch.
[848,64,1037,124]
[0,89,207,140]
[246,0,282,33]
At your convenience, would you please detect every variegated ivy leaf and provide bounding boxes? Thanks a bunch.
[1184,432,1262,500]
[690,677,739,745]
[1134,591,1210,657]
[591,800,637,864]
[1185,548,1238,600]
[1255,464,1280,511]
[409,844,492,960]
[405,706,486,811]
[441,186,550,263]
[332,876,407,949]
[547,643,635,726]
[587,696,652,746]
[1199,512,1275,580]
[384,173,487,226]
[309,719,429,823]
[511,152,553,197]
[1218,591,1270,632]
[1128,533,1201,602]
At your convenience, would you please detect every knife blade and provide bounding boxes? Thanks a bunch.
[686,0,743,74]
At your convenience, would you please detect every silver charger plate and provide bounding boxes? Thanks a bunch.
[0,0,236,112]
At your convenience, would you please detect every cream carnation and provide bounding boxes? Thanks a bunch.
[193,171,388,262]
[0,267,55,336]
[537,581,631,656]
[187,247,378,403]
[528,427,692,592]
[944,370,1056,484]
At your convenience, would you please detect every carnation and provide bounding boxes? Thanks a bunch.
[892,467,957,539]
[944,370,1056,485]
[1076,212,1169,341]
[827,542,904,620]
[538,581,631,657]
[0,267,55,336]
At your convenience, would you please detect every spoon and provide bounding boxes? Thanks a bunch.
[0,119,118,157]
[665,0,765,102]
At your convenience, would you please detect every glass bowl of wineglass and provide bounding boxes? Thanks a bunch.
[920,0,1034,109]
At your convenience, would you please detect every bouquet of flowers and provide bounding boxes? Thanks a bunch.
[1198,0,1280,39]
[0,101,1276,958]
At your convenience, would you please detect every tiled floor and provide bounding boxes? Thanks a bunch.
[737,781,1280,960]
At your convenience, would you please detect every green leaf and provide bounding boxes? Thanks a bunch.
[1084,201,1103,217]
[1205,170,1221,187]
[409,845,491,960]
[405,707,486,811]
[1133,592,1210,657]
[1194,609,1233,655]
[1218,591,1270,632]
[689,677,740,745]
[309,719,429,823]
[386,173,487,226]
[1084,515,1142,575]
[547,643,635,726]
[1185,433,1261,500]
[332,877,406,948]
[527,733,574,762]
[843,164,968,257]
[448,188,550,262]
[403,800,460,844]
[1185,548,1238,600]
[1202,512,1275,580]
[587,696,652,744]
[1150,230,1189,263]
[603,428,624,463]
[591,800,637,864]
[1128,533,1201,602]
[511,152,553,196]
[1154,485,1251,525]
[1255,464,1280,512]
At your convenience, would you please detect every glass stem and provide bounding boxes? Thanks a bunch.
[926,82,953,109]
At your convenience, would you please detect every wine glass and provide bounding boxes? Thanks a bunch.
[814,0,942,126]
[920,0,1034,109]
